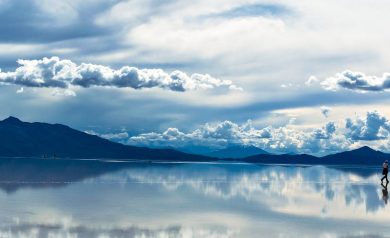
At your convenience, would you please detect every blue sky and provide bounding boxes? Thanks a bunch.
[1,0,390,155]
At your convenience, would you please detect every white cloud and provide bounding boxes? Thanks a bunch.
[127,119,350,155]
[16,87,24,94]
[51,89,76,97]
[117,0,390,91]
[85,130,129,141]
[305,76,319,86]
[319,70,390,92]
[0,57,240,92]
[345,111,390,141]
[129,120,269,150]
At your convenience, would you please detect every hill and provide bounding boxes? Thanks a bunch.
[0,116,211,161]
[321,146,390,165]
[241,146,390,165]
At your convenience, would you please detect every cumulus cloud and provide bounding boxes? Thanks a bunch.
[312,122,336,139]
[127,119,349,155]
[319,70,390,92]
[345,111,390,141]
[128,120,264,150]
[0,57,240,92]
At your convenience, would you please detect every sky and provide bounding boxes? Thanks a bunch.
[1,0,390,155]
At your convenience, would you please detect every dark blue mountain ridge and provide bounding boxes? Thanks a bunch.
[205,145,269,158]
[0,116,212,161]
[241,146,390,165]
[321,146,388,165]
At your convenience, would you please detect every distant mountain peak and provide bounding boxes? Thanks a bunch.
[2,116,23,124]
[206,145,269,159]
[230,144,259,149]
[354,146,376,152]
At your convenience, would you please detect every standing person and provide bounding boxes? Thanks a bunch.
[381,160,389,184]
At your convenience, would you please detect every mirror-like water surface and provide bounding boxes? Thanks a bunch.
[0,159,388,238]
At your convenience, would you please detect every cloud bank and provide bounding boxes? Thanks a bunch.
[123,111,390,155]
[127,119,345,155]
[319,70,390,92]
[0,57,240,92]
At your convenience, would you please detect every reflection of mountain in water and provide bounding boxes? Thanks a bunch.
[0,158,132,192]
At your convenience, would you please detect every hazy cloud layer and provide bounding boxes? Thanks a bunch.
[0,0,116,43]
[206,3,291,19]
[0,57,240,92]
[320,70,390,92]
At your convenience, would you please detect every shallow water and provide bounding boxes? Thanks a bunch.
[0,160,388,238]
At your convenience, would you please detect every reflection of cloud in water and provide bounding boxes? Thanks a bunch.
[91,165,387,219]
[0,163,389,238]
[0,220,234,238]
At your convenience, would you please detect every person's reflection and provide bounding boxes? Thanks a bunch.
[382,182,388,205]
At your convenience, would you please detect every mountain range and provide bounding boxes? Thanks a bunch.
[0,116,388,165]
